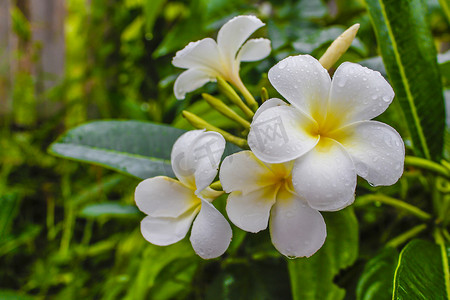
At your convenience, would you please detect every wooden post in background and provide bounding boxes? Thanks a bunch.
[0,0,65,120]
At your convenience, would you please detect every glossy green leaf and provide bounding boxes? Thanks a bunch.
[79,202,140,218]
[365,0,445,160]
[49,120,240,180]
[393,239,449,299]
[288,207,359,300]
[356,248,398,300]
[49,121,184,179]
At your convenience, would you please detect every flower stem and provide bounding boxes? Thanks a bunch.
[261,87,269,103]
[356,194,432,221]
[202,93,251,129]
[386,224,427,248]
[217,77,254,119]
[233,77,259,112]
[182,110,249,149]
[405,156,450,178]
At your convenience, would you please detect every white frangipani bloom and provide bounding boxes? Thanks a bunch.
[172,15,271,99]
[248,55,405,212]
[219,151,326,258]
[135,130,232,259]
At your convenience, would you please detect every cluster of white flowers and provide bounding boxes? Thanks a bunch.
[135,15,405,259]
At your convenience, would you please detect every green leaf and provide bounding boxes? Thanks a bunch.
[444,90,450,160]
[364,0,446,160]
[0,193,20,240]
[287,207,359,300]
[49,120,241,180]
[143,0,167,38]
[123,240,198,300]
[153,0,208,58]
[392,239,450,299]
[0,290,35,300]
[49,121,184,179]
[79,202,140,218]
[439,50,450,84]
[356,248,398,300]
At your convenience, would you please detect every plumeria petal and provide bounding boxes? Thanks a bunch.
[220,151,275,195]
[253,98,287,120]
[292,138,356,211]
[268,55,331,123]
[172,38,221,71]
[217,15,265,64]
[135,176,199,218]
[190,200,232,259]
[140,207,199,246]
[190,131,226,193]
[171,130,204,188]
[336,121,405,186]
[269,187,326,258]
[171,130,225,193]
[226,186,278,233]
[174,69,216,100]
[248,105,319,163]
[327,62,395,127]
[238,38,271,62]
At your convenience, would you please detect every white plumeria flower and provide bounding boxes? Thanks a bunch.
[172,15,271,99]
[219,150,326,258]
[135,130,232,259]
[248,55,405,212]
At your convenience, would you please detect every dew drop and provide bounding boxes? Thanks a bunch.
[278,60,287,69]
[382,95,391,102]
[338,78,347,88]
[371,94,378,100]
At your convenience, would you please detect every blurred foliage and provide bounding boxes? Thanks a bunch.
[0,0,449,299]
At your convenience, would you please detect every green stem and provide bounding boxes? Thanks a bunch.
[202,93,250,129]
[434,228,450,299]
[182,110,249,149]
[405,155,450,178]
[356,194,432,221]
[386,224,427,248]
[233,78,259,112]
[217,77,254,119]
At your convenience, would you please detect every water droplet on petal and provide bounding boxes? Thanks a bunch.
[278,60,287,69]
[382,95,391,102]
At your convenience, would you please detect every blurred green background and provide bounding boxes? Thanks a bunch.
[0,0,448,299]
